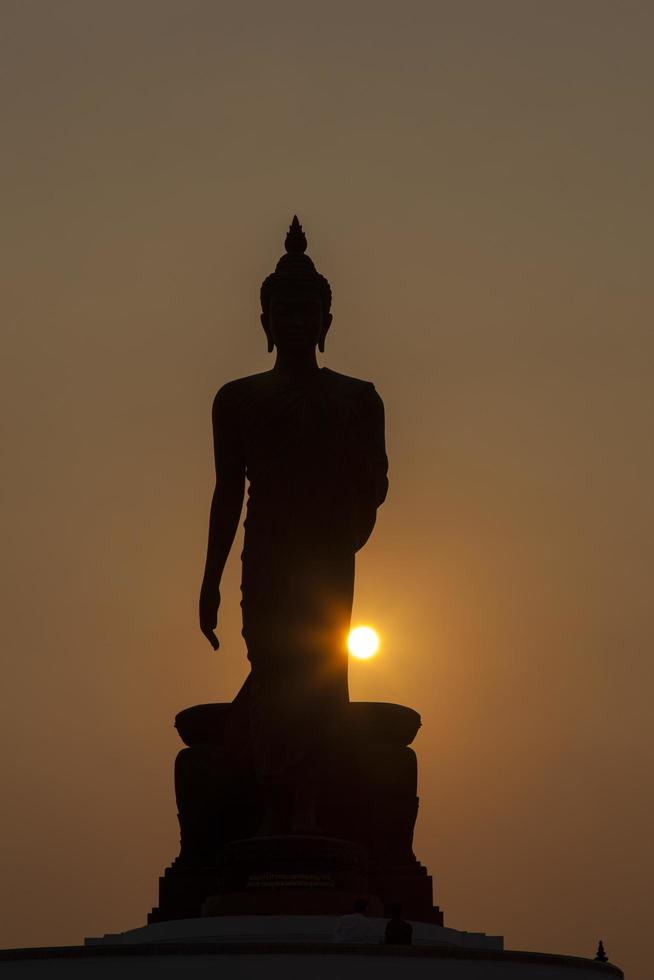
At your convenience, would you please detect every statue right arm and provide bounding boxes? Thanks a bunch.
[352,384,388,552]
[199,385,246,649]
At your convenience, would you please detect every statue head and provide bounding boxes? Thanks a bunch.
[260,216,333,354]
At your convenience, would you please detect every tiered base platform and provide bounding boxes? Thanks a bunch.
[1,916,622,979]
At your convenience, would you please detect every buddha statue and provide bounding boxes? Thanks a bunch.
[199,216,388,833]
[150,221,440,925]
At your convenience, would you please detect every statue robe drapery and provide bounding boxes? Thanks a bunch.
[213,367,388,783]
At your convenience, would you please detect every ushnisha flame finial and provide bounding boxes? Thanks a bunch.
[285,215,308,254]
[260,215,332,314]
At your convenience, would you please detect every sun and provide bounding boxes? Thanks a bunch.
[347,626,380,660]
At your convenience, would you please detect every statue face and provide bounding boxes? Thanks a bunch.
[262,287,332,353]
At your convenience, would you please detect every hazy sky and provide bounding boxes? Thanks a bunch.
[2,2,653,977]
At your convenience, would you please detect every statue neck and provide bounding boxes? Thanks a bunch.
[272,348,321,380]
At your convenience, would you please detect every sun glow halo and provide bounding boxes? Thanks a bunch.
[347,626,380,660]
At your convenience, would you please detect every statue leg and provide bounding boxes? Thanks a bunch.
[242,552,354,835]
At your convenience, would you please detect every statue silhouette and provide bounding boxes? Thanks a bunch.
[150,220,441,925]
[199,217,388,832]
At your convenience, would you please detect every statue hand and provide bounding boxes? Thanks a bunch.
[199,581,221,651]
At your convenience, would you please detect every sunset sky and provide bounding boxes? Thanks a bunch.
[2,2,653,977]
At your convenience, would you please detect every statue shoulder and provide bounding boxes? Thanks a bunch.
[322,368,381,397]
[213,372,274,413]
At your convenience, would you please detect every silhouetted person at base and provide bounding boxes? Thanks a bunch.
[384,903,413,945]
[333,898,376,943]
[199,217,388,835]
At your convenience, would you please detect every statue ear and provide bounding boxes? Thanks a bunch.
[319,313,332,353]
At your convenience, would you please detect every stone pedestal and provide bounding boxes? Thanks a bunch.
[203,835,378,916]
[148,700,443,925]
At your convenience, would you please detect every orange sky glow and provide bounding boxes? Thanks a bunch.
[1,3,653,978]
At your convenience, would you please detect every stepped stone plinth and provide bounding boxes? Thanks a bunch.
[148,700,443,926]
